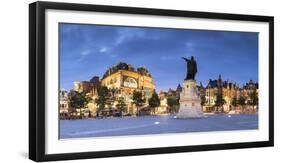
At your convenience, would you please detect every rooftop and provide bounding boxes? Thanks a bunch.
[102,62,152,79]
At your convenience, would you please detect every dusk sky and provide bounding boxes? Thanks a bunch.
[60,23,258,92]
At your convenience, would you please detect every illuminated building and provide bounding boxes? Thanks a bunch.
[59,89,69,113]
[203,75,258,113]
[101,62,155,114]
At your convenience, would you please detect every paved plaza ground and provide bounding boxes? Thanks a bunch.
[59,114,258,139]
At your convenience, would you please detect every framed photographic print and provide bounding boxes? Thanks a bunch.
[29,1,274,162]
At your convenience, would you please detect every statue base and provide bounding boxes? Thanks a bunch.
[176,79,204,118]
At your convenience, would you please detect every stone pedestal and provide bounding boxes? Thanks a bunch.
[177,79,204,118]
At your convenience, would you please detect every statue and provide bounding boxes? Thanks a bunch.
[177,55,203,118]
[181,56,197,80]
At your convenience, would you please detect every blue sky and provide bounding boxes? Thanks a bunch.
[60,23,258,92]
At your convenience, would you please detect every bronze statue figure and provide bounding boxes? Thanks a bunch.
[182,56,197,80]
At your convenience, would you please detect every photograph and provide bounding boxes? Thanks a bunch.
[59,23,259,139]
[28,1,274,161]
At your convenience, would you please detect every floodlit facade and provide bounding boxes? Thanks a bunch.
[202,75,258,113]
[60,70,258,117]
[66,62,155,116]
[101,62,155,114]
[59,89,69,113]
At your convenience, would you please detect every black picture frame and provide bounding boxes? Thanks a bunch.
[29,1,274,162]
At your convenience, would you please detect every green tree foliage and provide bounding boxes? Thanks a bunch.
[238,95,246,112]
[231,96,238,111]
[95,86,109,117]
[148,90,160,114]
[248,89,258,111]
[167,96,179,113]
[106,95,115,111]
[238,95,246,105]
[132,91,146,115]
[200,93,206,106]
[116,97,127,114]
[215,91,226,112]
[68,90,91,118]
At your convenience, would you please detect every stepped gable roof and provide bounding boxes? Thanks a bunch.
[207,79,218,88]
[176,84,182,92]
[243,80,258,89]
[207,76,238,89]
[89,76,100,83]
[167,88,177,96]
[206,76,258,90]
[222,81,237,89]
[159,90,168,95]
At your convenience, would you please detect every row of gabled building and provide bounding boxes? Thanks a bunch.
[60,62,258,117]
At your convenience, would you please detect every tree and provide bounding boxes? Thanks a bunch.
[148,90,160,114]
[238,95,246,112]
[106,95,115,112]
[88,110,92,118]
[167,96,179,113]
[214,91,226,112]
[68,90,91,119]
[200,93,206,106]
[248,89,258,112]
[231,96,238,111]
[132,91,146,115]
[95,86,109,117]
[116,97,127,115]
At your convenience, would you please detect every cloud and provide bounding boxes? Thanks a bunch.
[114,28,146,46]
[114,35,125,46]
[80,50,91,56]
[99,47,108,53]
[60,24,258,92]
